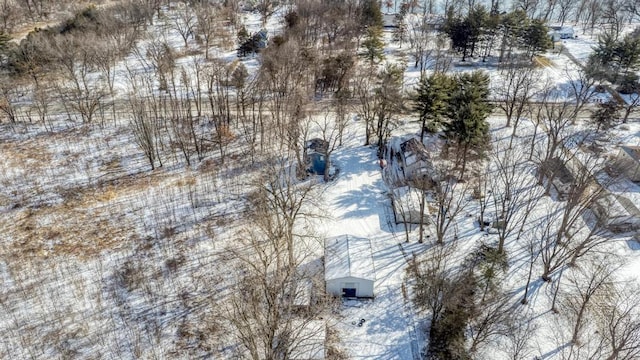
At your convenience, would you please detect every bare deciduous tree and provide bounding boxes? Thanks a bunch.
[171,4,196,48]
[592,283,640,360]
[561,257,618,345]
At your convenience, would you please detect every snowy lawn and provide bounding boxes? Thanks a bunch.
[315,132,425,359]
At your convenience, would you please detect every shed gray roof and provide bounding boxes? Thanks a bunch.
[324,235,375,282]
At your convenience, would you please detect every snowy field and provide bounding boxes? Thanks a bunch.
[3,2,640,359]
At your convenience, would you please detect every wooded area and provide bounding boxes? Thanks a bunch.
[2,0,640,359]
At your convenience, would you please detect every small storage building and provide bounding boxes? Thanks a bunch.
[549,26,575,41]
[324,235,375,298]
[591,194,640,233]
[617,146,640,182]
[306,138,330,175]
[391,186,430,224]
[539,157,575,200]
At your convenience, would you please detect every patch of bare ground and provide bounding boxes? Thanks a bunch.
[0,157,183,260]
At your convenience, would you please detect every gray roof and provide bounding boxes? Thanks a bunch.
[324,235,375,282]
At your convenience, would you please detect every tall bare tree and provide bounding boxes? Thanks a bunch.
[561,256,619,345]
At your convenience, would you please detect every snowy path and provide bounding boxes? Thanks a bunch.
[319,140,421,359]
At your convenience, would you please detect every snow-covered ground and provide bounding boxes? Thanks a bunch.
[315,132,426,359]
[5,3,640,359]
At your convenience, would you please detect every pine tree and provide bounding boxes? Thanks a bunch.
[359,0,383,30]
[362,26,385,65]
[0,31,10,64]
[523,19,552,59]
[591,99,622,131]
[414,73,454,140]
[444,71,493,179]
[373,64,404,154]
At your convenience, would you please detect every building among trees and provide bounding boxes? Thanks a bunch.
[616,145,640,182]
[305,138,330,175]
[549,26,575,41]
[395,137,436,188]
[391,185,432,226]
[324,235,375,298]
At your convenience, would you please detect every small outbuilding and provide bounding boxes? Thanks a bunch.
[549,26,575,41]
[383,13,399,28]
[391,186,430,225]
[306,138,330,175]
[324,235,375,298]
[591,194,640,233]
[616,145,640,182]
[539,157,575,200]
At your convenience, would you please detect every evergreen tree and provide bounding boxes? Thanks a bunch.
[414,73,454,140]
[589,32,640,85]
[466,5,489,59]
[0,32,9,63]
[591,99,622,131]
[444,71,493,178]
[362,26,385,64]
[359,0,383,30]
[0,32,9,52]
[498,10,528,62]
[444,5,488,61]
[522,19,552,59]
[373,64,404,154]
[444,8,471,61]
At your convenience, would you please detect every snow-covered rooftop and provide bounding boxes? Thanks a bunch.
[324,235,375,282]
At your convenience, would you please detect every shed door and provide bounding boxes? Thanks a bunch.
[342,282,357,297]
[342,288,356,297]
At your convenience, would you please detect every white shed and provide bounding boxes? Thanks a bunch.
[324,235,375,298]
[549,26,575,41]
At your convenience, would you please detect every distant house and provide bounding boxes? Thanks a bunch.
[396,137,436,188]
[616,146,640,182]
[591,194,640,233]
[255,29,268,49]
[324,235,375,298]
[383,13,399,28]
[391,185,430,225]
[306,138,329,175]
[237,29,268,57]
[549,26,575,41]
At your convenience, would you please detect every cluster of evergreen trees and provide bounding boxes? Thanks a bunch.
[443,7,552,62]
[414,70,492,178]
[587,30,640,93]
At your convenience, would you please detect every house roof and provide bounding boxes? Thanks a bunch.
[325,235,375,282]
[620,145,640,163]
[307,138,329,154]
[550,26,574,32]
[293,278,313,307]
[594,194,640,223]
[400,138,431,166]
